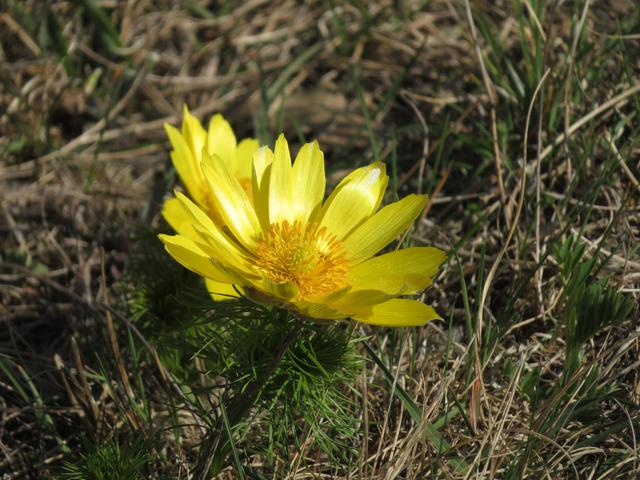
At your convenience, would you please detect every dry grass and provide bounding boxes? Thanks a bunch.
[1,0,639,478]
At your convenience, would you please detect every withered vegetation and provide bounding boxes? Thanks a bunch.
[1,1,639,478]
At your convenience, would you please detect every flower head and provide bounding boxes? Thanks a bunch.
[160,133,445,326]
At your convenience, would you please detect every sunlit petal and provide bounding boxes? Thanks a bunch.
[173,191,251,275]
[158,234,232,283]
[161,197,198,239]
[204,277,242,301]
[164,123,202,202]
[344,194,427,264]
[206,114,237,171]
[329,289,396,312]
[319,162,388,239]
[292,141,325,222]
[252,146,274,230]
[201,153,261,248]
[348,247,445,294]
[236,138,260,179]
[350,299,440,326]
[181,105,207,165]
[268,134,294,225]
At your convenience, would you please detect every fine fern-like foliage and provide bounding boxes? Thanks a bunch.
[503,235,636,479]
[119,228,363,473]
[250,323,362,468]
[573,281,635,347]
[554,235,635,377]
[57,435,152,480]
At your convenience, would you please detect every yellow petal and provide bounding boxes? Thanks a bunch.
[161,197,188,233]
[235,138,260,179]
[329,289,396,311]
[308,285,352,305]
[209,254,260,284]
[350,299,440,326]
[268,134,294,225]
[319,162,388,239]
[207,114,237,171]
[204,277,241,301]
[181,105,207,164]
[293,301,346,321]
[251,146,274,230]
[262,279,299,301]
[158,234,231,282]
[174,191,250,274]
[174,191,220,235]
[349,247,445,294]
[164,123,202,202]
[344,194,427,264]
[201,153,261,248]
[161,197,199,239]
[294,288,391,321]
[292,141,325,222]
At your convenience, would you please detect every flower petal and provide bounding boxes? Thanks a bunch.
[348,247,445,294]
[206,114,237,171]
[162,197,191,233]
[158,234,231,282]
[181,105,207,164]
[204,277,241,301]
[174,191,221,236]
[344,194,427,264]
[350,299,440,326]
[201,153,261,248]
[319,162,388,239]
[165,123,202,202]
[268,134,294,225]
[251,146,274,230]
[210,254,260,285]
[329,289,397,311]
[294,288,391,321]
[174,191,250,271]
[161,197,197,238]
[236,138,260,179]
[293,301,347,321]
[292,141,325,222]
[262,279,299,301]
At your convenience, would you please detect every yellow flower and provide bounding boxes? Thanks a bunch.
[159,134,445,326]
[162,106,260,230]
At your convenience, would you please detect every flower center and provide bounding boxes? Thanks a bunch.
[254,220,350,300]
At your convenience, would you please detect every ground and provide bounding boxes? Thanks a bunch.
[0,1,639,478]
